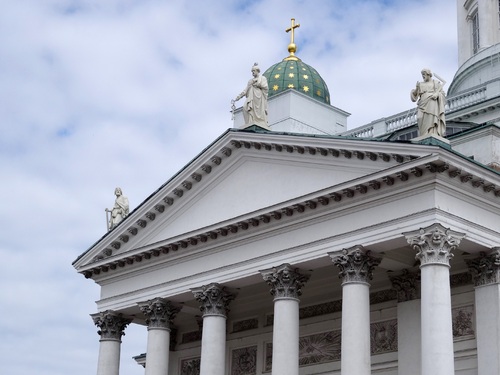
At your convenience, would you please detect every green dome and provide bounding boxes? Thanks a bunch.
[263,60,331,105]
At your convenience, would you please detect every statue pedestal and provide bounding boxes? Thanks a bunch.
[411,134,450,147]
[240,123,271,131]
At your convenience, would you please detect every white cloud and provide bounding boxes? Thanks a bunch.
[0,0,458,374]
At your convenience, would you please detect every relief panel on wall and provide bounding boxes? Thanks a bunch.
[264,319,397,372]
[180,357,200,375]
[231,346,257,375]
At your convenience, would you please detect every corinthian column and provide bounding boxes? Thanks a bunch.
[138,298,181,375]
[260,263,310,375]
[192,283,235,375]
[405,223,465,375]
[466,248,500,375]
[91,310,132,375]
[330,246,381,375]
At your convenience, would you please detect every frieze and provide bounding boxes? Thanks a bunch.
[299,299,343,320]
[404,223,465,266]
[181,330,202,344]
[450,271,473,287]
[267,290,398,325]
[233,318,259,333]
[330,245,381,285]
[369,289,398,304]
[261,263,310,300]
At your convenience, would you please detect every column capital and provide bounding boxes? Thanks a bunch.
[389,269,421,302]
[138,298,181,330]
[404,223,465,267]
[260,263,310,300]
[192,283,235,318]
[91,310,132,341]
[465,247,500,286]
[329,245,381,285]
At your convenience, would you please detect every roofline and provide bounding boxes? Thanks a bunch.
[74,127,499,266]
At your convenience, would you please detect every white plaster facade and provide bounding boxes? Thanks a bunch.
[74,129,500,375]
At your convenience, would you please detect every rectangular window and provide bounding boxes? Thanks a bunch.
[472,11,480,54]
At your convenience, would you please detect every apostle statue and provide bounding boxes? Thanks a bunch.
[411,68,446,137]
[106,187,129,230]
[233,62,269,129]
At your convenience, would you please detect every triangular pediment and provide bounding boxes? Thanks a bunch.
[138,154,384,247]
[73,129,499,272]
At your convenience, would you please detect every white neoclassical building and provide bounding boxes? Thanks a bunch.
[73,1,500,375]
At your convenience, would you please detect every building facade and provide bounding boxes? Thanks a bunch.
[73,2,500,375]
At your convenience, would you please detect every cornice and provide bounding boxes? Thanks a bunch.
[77,149,500,279]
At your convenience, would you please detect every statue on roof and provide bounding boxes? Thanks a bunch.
[233,62,269,129]
[105,187,129,230]
[411,68,447,137]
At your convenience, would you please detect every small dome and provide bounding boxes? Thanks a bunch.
[263,60,331,105]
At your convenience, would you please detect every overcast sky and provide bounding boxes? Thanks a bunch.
[0,0,458,374]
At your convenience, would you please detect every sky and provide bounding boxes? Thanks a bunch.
[0,0,459,374]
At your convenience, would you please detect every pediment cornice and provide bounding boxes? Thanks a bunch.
[73,131,500,278]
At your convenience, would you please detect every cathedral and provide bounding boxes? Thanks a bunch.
[73,1,500,375]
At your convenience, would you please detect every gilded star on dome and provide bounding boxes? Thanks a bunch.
[316,90,322,96]
[290,66,294,69]
[288,83,294,88]
[288,73,295,78]
[274,74,280,79]
[303,85,309,92]
[273,85,279,91]
[303,75,309,79]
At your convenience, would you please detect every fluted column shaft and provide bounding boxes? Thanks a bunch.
[330,246,381,375]
[261,263,310,375]
[91,310,132,375]
[192,283,235,375]
[405,224,465,375]
[138,298,181,375]
[466,248,500,375]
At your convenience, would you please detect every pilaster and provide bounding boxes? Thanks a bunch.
[389,269,421,375]
[466,248,500,375]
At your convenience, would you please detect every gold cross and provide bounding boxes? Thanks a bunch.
[286,18,300,45]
